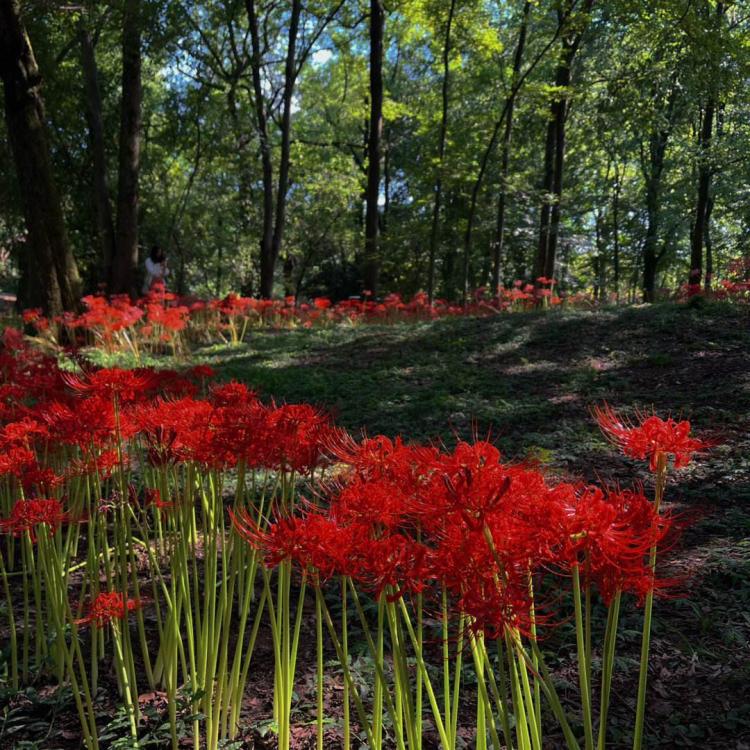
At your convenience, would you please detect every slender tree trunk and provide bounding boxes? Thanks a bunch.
[704,193,714,293]
[689,101,715,289]
[612,161,621,300]
[112,0,142,295]
[79,22,116,286]
[534,0,593,284]
[0,0,81,315]
[246,0,275,298]
[689,2,724,291]
[534,115,556,281]
[269,0,302,291]
[363,0,384,295]
[594,209,605,300]
[462,2,565,301]
[642,146,662,303]
[493,1,531,295]
[642,84,677,302]
[427,0,456,302]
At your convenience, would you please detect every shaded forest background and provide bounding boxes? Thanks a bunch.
[1,0,749,314]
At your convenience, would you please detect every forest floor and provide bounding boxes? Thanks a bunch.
[5,301,749,749]
[200,301,749,749]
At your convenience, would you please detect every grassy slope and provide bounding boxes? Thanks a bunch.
[203,302,749,748]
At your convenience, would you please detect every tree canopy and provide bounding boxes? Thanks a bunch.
[1,0,748,311]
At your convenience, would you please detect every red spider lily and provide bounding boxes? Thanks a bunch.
[76,591,142,628]
[65,449,122,480]
[144,487,176,512]
[594,404,709,471]
[62,367,159,403]
[544,484,675,604]
[0,498,68,539]
[188,365,216,381]
[260,403,336,473]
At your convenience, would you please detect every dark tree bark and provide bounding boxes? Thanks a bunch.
[246,0,275,298]
[79,21,116,285]
[426,0,456,303]
[689,2,724,291]
[534,0,594,284]
[612,160,621,300]
[641,83,678,302]
[0,0,81,315]
[269,0,302,297]
[246,0,342,298]
[363,0,385,295]
[689,101,715,288]
[492,0,531,295]
[112,0,142,295]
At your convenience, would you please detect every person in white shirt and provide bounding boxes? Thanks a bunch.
[143,245,168,295]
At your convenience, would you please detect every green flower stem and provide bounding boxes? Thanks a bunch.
[315,586,376,748]
[597,590,622,750]
[342,577,350,750]
[572,564,594,750]
[347,580,405,750]
[467,631,502,750]
[316,580,325,750]
[451,614,465,750]
[633,453,668,750]
[504,629,532,750]
[0,548,18,689]
[476,636,513,750]
[397,596,451,750]
[525,640,580,750]
[111,622,139,744]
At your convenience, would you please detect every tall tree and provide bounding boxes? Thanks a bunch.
[534,0,594,283]
[426,0,457,303]
[363,0,385,295]
[0,0,81,315]
[112,0,142,295]
[492,0,530,293]
[79,15,116,285]
[641,81,678,302]
[689,1,725,291]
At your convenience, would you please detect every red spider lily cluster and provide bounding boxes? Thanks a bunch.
[19,282,567,353]
[594,404,709,471]
[0,498,68,538]
[76,592,142,629]
[0,327,709,750]
[235,436,674,639]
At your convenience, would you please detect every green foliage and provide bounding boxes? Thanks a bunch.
[1,0,749,300]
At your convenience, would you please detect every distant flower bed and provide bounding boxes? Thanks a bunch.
[0,328,712,750]
[17,259,750,359]
[19,280,564,356]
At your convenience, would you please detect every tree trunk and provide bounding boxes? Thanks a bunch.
[689,2,724,291]
[492,0,531,295]
[79,22,116,286]
[642,84,677,302]
[427,0,456,303]
[363,0,384,295]
[246,0,275,298]
[612,161,621,300]
[534,0,593,284]
[689,101,714,290]
[0,0,81,315]
[112,0,142,295]
[269,0,302,294]
[704,193,714,293]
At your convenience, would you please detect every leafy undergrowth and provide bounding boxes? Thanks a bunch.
[10,301,749,749]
